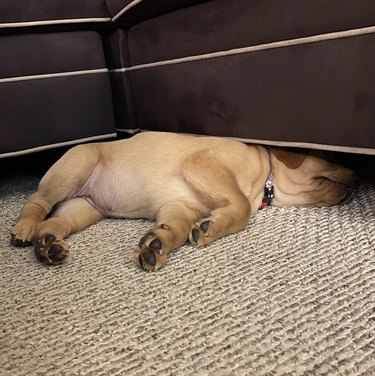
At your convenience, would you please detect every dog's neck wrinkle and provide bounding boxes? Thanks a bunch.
[270,155,322,207]
[270,153,301,184]
[269,155,303,206]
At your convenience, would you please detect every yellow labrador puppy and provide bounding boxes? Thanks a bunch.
[11,132,356,271]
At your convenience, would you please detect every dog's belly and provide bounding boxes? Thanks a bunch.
[77,164,205,219]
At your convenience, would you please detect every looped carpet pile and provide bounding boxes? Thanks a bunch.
[0,175,374,375]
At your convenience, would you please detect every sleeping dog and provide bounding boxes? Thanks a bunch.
[11,132,356,271]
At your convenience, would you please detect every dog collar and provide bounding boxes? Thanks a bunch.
[259,172,274,209]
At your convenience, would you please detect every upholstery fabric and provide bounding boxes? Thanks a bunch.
[0,75,115,156]
[106,0,205,25]
[128,0,375,66]
[104,29,137,130]
[2,0,375,155]
[0,31,115,156]
[0,32,107,79]
[109,71,138,131]
[0,0,110,25]
[127,32,375,151]
[100,0,375,153]
[104,29,131,70]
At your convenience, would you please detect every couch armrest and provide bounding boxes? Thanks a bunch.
[106,0,208,25]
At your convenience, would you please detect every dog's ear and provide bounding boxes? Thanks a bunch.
[270,148,306,169]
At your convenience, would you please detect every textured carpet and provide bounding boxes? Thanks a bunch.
[0,175,374,376]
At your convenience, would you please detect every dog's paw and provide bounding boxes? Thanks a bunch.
[134,232,167,272]
[34,234,69,265]
[189,217,212,246]
[11,220,36,247]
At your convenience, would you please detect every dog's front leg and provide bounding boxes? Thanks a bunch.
[33,198,103,265]
[134,202,201,272]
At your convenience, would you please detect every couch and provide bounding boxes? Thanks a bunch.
[1,0,375,159]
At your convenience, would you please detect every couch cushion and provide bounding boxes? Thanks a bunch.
[0,31,116,157]
[0,0,110,28]
[127,32,375,154]
[127,0,375,66]
[0,32,107,79]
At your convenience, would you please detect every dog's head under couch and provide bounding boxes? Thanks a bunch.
[11,132,356,271]
[268,148,356,208]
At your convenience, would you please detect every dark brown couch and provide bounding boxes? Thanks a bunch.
[1,0,375,158]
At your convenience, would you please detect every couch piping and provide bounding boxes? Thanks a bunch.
[0,133,117,159]
[140,130,375,155]
[229,138,375,156]
[116,128,141,134]
[110,25,375,72]
[0,18,111,28]
[0,68,109,84]
[112,0,144,22]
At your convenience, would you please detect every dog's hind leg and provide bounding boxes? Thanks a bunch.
[11,144,100,247]
[182,150,251,247]
[33,197,103,264]
[134,202,201,271]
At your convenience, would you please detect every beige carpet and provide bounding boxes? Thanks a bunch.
[0,174,374,376]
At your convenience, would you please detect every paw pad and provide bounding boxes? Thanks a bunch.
[192,228,200,243]
[200,220,210,232]
[149,238,162,251]
[141,250,157,266]
[34,234,68,265]
[137,232,165,271]
[190,219,211,246]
